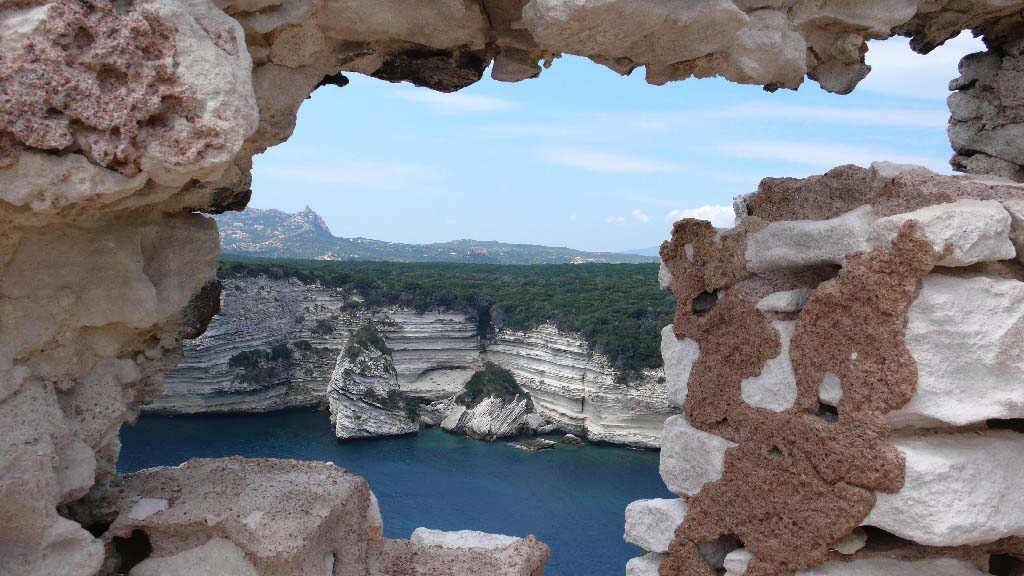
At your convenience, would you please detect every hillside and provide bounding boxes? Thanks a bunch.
[218,259,675,379]
[217,207,658,264]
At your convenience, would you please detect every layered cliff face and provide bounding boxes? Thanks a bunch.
[155,277,674,447]
[488,326,672,447]
[626,162,1024,576]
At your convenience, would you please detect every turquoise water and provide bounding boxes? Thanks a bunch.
[118,409,672,576]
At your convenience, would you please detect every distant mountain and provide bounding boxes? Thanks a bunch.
[217,207,658,264]
[623,246,661,257]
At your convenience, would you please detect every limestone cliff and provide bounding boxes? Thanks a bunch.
[153,277,675,447]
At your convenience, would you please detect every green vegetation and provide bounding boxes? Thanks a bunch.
[344,323,391,361]
[457,363,525,408]
[227,343,293,385]
[218,258,676,381]
[363,387,424,420]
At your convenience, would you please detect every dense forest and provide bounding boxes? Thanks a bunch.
[218,259,676,379]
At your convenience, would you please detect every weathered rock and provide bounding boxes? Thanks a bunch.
[327,338,419,441]
[100,458,371,576]
[724,548,753,576]
[864,431,1024,546]
[659,415,736,497]
[745,206,875,272]
[411,528,523,550]
[661,325,699,409]
[1006,199,1024,264]
[740,321,797,412]
[370,533,550,576]
[798,557,989,576]
[559,433,583,445]
[888,274,1024,429]
[756,289,813,313]
[870,200,1016,267]
[950,38,1024,182]
[626,552,665,576]
[624,498,687,553]
[830,528,866,555]
[442,395,532,440]
[129,538,259,576]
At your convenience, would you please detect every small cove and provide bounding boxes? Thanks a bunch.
[118,408,672,576]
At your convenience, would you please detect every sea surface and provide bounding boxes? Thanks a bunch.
[118,409,672,576]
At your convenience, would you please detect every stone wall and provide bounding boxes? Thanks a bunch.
[3,0,1024,574]
[626,163,1024,576]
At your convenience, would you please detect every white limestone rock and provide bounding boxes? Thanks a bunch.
[440,395,531,440]
[624,498,687,553]
[129,538,259,576]
[870,200,1015,267]
[756,289,812,313]
[724,548,753,575]
[1005,199,1024,264]
[660,415,736,496]
[740,321,797,412]
[626,552,665,576]
[831,528,866,555]
[746,206,876,272]
[864,431,1024,546]
[658,263,673,290]
[818,372,843,407]
[888,274,1024,428]
[367,491,383,542]
[661,325,699,409]
[411,528,522,550]
[797,557,989,576]
[522,0,748,70]
[0,151,147,212]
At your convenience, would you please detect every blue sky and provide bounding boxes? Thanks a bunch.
[249,33,982,253]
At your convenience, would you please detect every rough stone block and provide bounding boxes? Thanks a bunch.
[102,458,371,576]
[624,498,687,553]
[626,552,665,576]
[740,320,797,412]
[661,325,699,408]
[756,289,812,313]
[888,274,1024,428]
[745,206,875,272]
[660,415,736,496]
[129,538,259,576]
[870,199,1015,267]
[864,431,1024,546]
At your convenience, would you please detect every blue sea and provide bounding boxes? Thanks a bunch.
[118,409,672,576]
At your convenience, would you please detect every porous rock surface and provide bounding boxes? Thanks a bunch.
[633,164,1024,576]
[4,0,1024,574]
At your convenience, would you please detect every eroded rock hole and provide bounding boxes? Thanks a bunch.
[816,402,839,423]
[113,529,152,574]
[692,290,719,315]
[988,419,1024,433]
[989,554,1024,576]
[858,526,916,552]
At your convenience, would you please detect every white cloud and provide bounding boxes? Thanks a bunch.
[706,140,949,172]
[666,205,736,229]
[396,90,515,113]
[541,148,682,173]
[707,102,946,129]
[861,31,984,100]
[606,215,627,225]
[632,209,651,223]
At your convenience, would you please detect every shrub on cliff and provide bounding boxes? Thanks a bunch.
[344,322,391,361]
[457,363,526,408]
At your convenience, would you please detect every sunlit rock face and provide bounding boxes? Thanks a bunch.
[636,163,1024,576]
[152,276,674,447]
[3,0,1024,573]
